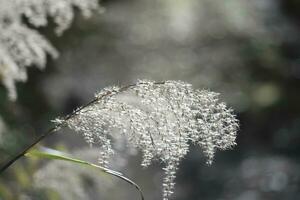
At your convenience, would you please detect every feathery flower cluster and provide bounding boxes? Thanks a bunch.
[0,0,100,100]
[54,80,239,200]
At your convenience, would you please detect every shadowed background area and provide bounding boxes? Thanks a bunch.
[0,0,300,199]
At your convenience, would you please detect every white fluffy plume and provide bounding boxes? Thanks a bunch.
[54,80,239,200]
[0,0,100,100]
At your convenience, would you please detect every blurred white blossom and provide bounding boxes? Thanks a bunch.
[0,0,101,100]
[55,80,239,200]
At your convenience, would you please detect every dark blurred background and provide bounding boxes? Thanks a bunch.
[0,0,300,199]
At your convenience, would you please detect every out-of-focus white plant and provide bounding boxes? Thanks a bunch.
[53,80,239,200]
[0,0,101,100]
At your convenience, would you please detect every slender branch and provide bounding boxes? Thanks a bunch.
[0,98,99,172]
[0,126,57,172]
[0,81,165,173]
[26,147,145,200]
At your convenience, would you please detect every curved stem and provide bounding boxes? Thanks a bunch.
[0,95,104,172]
[26,147,145,200]
[0,98,99,173]
[0,81,165,173]
[0,126,57,172]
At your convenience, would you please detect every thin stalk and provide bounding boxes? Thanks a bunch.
[0,81,165,173]
[0,97,98,173]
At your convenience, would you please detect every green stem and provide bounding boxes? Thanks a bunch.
[0,81,165,173]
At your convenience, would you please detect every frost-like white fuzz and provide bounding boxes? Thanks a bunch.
[0,0,100,100]
[55,80,239,200]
